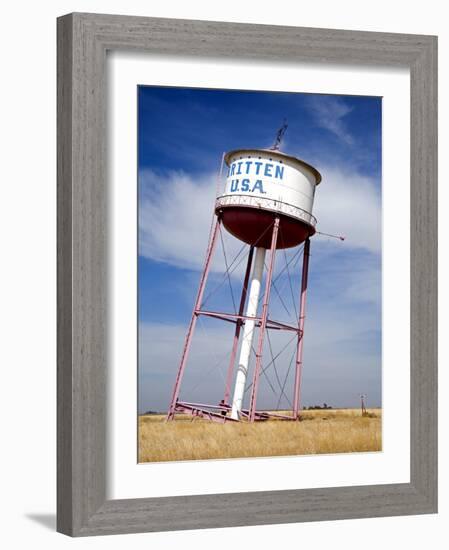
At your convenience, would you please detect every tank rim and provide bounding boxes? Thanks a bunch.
[224,148,322,185]
[215,203,317,237]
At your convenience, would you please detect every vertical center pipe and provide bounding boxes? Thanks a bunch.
[230,246,266,420]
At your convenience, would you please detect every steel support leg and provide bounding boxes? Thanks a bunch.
[222,246,254,406]
[248,217,280,422]
[166,217,221,420]
[292,238,311,419]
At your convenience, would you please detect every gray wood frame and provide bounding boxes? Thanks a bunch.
[57,12,437,537]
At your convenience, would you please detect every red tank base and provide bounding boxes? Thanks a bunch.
[218,207,315,249]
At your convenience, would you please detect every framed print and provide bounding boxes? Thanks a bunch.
[57,13,437,536]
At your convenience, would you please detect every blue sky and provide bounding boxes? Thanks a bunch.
[138,86,382,413]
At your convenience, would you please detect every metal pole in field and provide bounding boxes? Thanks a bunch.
[230,246,266,420]
[292,238,311,419]
[360,394,367,416]
[166,217,221,421]
[248,217,280,422]
[223,246,254,407]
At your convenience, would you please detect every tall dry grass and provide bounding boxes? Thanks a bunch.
[138,408,381,463]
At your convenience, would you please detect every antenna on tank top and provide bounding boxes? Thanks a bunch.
[270,119,288,151]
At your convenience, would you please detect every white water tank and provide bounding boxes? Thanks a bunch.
[215,148,322,249]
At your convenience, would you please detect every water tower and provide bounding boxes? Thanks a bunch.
[167,126,322,422]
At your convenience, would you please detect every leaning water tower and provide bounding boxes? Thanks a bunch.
[167,124,322,422]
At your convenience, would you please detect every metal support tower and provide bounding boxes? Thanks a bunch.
[166,215,312,423]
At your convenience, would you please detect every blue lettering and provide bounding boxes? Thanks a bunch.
[275,165,284,180]
[254,162,263,175]
[252,180,265,194]
[230,163,236,176]
[236,162,243,175]
[245,161,252,174]
[264,163,273,177]
[230,179,239,192]
[241,179,250,192]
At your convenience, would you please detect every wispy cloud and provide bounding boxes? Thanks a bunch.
[313,165,381,254]
[139,169,243,273]
[306,96,354,145]
[139,170,215,270]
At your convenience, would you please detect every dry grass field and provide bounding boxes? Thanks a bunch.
[138,408,381,463]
